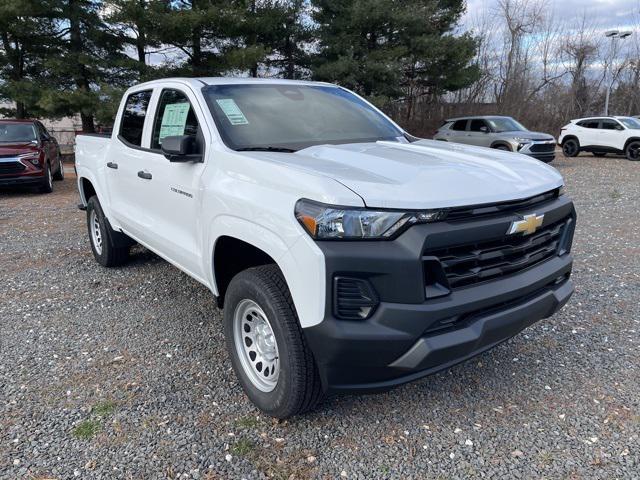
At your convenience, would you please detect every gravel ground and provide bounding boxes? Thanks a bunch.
[1,154,639,480]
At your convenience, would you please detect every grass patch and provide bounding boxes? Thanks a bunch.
[234,415,259,429]
[93,400,117,417]
[609,189,622,200]
[73,419,101,439]
[230,438,255,457]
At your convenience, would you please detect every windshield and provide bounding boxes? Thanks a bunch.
[0,123,37,143]
[618,117,640,129]
[203,84,404,151]
[486,117,528,133]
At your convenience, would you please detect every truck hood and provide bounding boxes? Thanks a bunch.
[241,140,564,209]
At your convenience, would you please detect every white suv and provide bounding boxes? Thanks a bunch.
[559,116,640,160]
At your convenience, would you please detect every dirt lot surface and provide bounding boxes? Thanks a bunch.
[1,155,639,479]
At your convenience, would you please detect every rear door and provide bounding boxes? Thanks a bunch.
[466,119,491,147]
[575,119,600,147]
[447,119,470,144]
[105,89,156,238]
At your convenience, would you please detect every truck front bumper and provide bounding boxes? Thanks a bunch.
[303,194,575,393]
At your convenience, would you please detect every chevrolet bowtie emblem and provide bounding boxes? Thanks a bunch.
[508,213,544,235]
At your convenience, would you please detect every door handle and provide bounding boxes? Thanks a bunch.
[137,170,152,180]
[107,162,118,169]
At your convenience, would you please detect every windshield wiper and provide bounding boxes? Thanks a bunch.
[236,146,297,153]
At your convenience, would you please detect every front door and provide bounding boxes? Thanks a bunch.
[139,86,209,278]
[466,119,491,147]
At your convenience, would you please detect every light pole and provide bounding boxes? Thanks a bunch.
[604,30,632,116]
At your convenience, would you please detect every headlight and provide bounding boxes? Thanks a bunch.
[512,137,533,143]
[18,152,41,165]
[295,199,447,240]
[558,185,566,196]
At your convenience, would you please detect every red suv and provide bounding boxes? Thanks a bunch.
[0,119,64,193]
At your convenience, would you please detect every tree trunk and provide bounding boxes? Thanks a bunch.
[15,101,26,119]
[81,113,95,133]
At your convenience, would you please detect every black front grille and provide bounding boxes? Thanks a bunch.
[0,161,26,175]
[529,143,555,153]
[424,218,568,289]
[333,277,378,320]
[445,189,560,221]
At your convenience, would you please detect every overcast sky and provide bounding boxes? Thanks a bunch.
[463,0,639,31]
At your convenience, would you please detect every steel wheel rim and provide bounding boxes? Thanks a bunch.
[90,210,103,255]
[233,299,280,392]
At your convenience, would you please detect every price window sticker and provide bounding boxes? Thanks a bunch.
[216,99,249,125]
[159,102,191,140]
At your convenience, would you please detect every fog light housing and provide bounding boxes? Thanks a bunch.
[333,276,379,320]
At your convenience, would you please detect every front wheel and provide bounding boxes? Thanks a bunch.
[562,139,580,157]
[39,162,53,193]
[625,141,640,161]
[494,145,511,151]
[224,265,323,418]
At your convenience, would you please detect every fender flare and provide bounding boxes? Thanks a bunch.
[490,141,512,151]
[561,135,579,146]
[623,137,640,151]
[76,169,116,224]
[207,215,325,329]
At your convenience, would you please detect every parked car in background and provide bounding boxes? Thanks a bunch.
[433,116,557,162]
[559,116,640,160]
[0,119,64,193]
[76,78,575,418]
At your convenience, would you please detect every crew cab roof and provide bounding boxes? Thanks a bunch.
[130,77,336,90]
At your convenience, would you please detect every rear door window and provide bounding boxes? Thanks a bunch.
[577,120,599,129]
[119,90,153,146]
[451,120,468,131]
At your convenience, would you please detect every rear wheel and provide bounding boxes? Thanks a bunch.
[39,162,53,193]
[53,154,64,181]
[86,196,130,267]
[562,139,580,157]
[224,264,323,418]
[625,141,640,161]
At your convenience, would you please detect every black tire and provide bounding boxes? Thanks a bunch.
[562,138,580,157]
[494,145,511,151]
[86,196,130,267]
[39,162,53,193]
[223,264,323,418]
[625,141,640,161]
[592,152,607,157]
[53,154,64,181]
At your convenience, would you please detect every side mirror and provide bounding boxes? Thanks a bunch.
[161,135,202,162]
[480,126,489,133]
[616,125,624,131]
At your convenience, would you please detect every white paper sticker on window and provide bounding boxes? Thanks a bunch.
[159,102,190,140]
[216,99,249,125]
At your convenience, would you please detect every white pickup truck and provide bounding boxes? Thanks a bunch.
[76,78,576,418]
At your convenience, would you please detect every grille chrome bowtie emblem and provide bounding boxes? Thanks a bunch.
[508,213,544,235]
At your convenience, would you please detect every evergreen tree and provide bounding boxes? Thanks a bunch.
[40,0,134,131]
[0,0,57,118]
[311,0,479,107]
[105,0,169,78]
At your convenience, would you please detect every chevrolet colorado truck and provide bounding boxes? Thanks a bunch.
[76,78,576,418]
